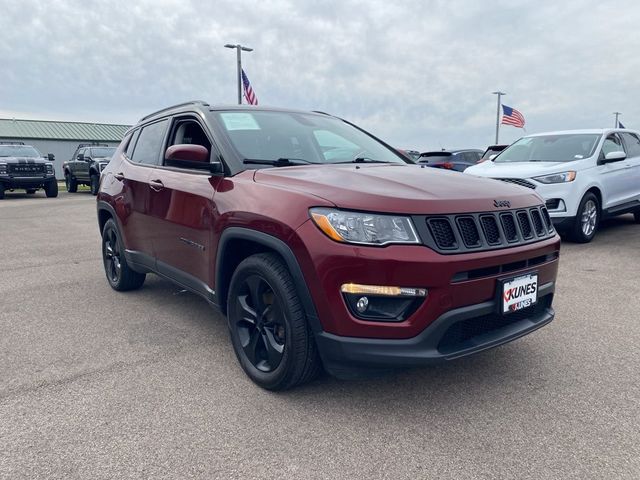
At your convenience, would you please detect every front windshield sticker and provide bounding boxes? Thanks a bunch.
[220,113,261,131]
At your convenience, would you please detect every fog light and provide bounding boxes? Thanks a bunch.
[356,296,369,313]
[341,283,428,322]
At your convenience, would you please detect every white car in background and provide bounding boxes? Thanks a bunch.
[465,129,640,242]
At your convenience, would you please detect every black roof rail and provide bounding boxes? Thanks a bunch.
[139,100,210,122]
[77,142,109,148]
[312,110,332,116]
[0,141,25,145]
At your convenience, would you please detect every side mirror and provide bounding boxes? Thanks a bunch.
[47,153,55,161]
[77,153,84,161]
[165,144,222,174]
[604,151,626,162]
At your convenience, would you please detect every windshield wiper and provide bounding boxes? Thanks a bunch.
[333,157,392,164]
[243,158,316,167]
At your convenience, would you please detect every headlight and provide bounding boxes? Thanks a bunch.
[46,164,54,174]
[310,208,420,246]
[533,171,576,184]
[0,163,6,175]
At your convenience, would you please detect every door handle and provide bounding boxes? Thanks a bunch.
[149,179,164,192]
[114,172,125,181]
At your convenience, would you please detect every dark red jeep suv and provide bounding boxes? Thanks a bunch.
[97,101,560,390]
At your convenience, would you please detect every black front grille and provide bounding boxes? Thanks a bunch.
[456,217,481,248]
[416,206,555,254]
[530,209,545,236]
[500,213,518,242]
[480,215,501,245]
[8,164,45,176]
[541,208,553,231]
[437,296,551,354]
[493,178,537,189]
[427,218,457,249]
[517,211,533,239]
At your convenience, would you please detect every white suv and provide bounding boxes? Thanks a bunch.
[465,129,640,242]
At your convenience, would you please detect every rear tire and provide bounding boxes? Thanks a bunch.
[568,192,599,243]
[26,189,36,194]
[44,180,58,198]
[65,173,77,193]
[90,174,100,196]
[634,211,640,223]
[101,218,146,291]
[0,184,4,200]
[227,253,322,390]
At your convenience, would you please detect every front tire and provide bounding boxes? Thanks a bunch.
[90,174,100,196]
[102,218,146,291]
[227,253,322,390]
[26,189,36,194]
[569,192,599,243]
[634,210,640,223]
[0,184,5,200]
[44,180,58,198]
[65,173,78,193]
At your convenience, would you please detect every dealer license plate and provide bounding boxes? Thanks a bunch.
[501,273,538,314]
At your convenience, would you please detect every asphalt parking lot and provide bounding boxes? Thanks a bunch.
[1,190,639,479]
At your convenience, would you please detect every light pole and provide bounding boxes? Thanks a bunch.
[224,43,253,105]
[613,111,622,128]
[492,91,506,144]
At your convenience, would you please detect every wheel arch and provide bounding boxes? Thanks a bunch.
[97,201,118,236]
[215,227,322,332]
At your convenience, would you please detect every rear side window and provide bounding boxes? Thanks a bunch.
[125,130,140,158]
[621,133,640,157]
[131,120,168,165]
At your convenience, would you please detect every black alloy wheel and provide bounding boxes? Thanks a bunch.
[234,274,287,373]
[101,219,145,291]
[227,253,322,390]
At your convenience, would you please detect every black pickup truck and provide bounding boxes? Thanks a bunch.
[63,144,116,195]
[0,142,57,199]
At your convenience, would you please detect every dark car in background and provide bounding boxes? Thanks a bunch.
[0,142,57,199]
[417,149,483,171]
[63,144,116,195]
[479,144,508,163]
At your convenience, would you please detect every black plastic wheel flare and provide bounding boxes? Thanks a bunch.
[235,274,286,372]
[104,229,121,283]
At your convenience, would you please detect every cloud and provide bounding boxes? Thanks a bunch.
[1,0,638,150]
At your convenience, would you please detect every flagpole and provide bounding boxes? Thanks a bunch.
[492,91,506,144]
[613,111,621,128]
[224,43,254,105]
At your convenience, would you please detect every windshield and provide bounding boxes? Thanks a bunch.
[495,134,601,163]
[91,147,116,158]
[0,145,42,158]
[214,111,408,166]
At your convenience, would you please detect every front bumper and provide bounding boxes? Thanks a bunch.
[316,282,555,377]
[0,176,56,189]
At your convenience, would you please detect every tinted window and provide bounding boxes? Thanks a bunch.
[131,120,168,165]
[0,145,41,157]
[90,147,116,158]
[601,134,623,157]
[215,111,407,166]
[621,133,640,157]
[125,130,140,158]
[496,134,601,163]
[77,148,85,159]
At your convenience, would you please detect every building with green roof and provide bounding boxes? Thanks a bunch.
[0,118,130,179]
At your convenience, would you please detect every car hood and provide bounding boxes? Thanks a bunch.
[253,164,543,214]
[465,160,575,179]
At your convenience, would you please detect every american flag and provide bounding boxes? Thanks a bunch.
[501,104,525,128]
[241,69,258,105]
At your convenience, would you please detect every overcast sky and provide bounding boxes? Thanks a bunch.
[1,0,639,150]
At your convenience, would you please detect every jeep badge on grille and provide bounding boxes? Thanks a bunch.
[494,200,511,208]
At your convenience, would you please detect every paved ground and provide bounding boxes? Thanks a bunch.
[1,190,639,479]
